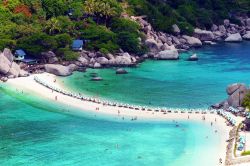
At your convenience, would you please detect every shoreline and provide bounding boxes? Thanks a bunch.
[3,73,238,165]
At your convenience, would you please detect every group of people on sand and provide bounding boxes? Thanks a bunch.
[34,76,221,115]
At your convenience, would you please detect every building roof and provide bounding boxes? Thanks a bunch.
[15,49,26,56]
[72,40,84,48]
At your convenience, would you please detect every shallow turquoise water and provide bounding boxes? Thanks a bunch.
[0,86,222,166]
[2,42,250,165]
[59,41,250,108]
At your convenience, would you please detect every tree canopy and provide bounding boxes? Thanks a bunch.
[0,0,249,59]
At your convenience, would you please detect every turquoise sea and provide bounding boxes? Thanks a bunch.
[0,86,222,166]
[1,41,250,165]
[59,41,250,109]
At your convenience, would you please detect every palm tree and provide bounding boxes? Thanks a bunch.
[99,2,117,25]
[45,17,61,35]
[83,0,97,16]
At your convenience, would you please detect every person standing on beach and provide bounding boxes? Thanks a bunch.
[219,158,222,164]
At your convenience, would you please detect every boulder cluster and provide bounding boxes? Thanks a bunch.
[212,83,249,109]
[131,16,250,59]
[0,48,29,82]
[76,50,137,68]
[44,64,78,76]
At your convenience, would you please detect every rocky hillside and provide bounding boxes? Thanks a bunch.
[0,0,249,59]
[0,0,250,80]
[0,48,28,81]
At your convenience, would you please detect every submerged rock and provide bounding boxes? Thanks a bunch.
[116,68,128,74]
[187,54,198,61]
[91,76,103,81]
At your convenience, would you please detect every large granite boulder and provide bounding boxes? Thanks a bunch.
[224,19,230,27]
[8,62,21,77]
[145,39,159,52]
[96,57,109,65]
[246,18,250,27]
[0,52,11,74]
[93,62,101,68]
[172,36,180,45]
[45,64,75,76]
[106,53,114,60]
[19,70,29,77]
[3,48,14,63]
[41,51,58,63]
[156,50,179,60]
[194,28,215,41]
[111,53,133,65]
[226,83,248,107]
[225,33,242,42]
[211,24,218,31]
[77,56,89,66]
[182,35,202,47]
[219,25,226,34]
[243,31,250,40]
[172,24,180,34]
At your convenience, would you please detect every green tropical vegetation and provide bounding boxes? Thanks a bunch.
[241,150,250,156]
[0,0,249,60]
[243,93,250,111]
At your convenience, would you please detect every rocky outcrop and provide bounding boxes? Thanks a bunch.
[194,28,215,41]
[77,56,89,66]
[96,57,109,65]
[243,31,250,40]
[226,83,248,108]
[156,50,179,60]
[8,62,21,77]
[182,35,202,47]
[93,62,101,68]
[44,64,77,76]
[41,51,58,63]
[0,49,28,80]
[145,39,160,52]
[3,48,14,62]
[172,24,180,34]
[225,33,242,42]
[0,52,12,74]
[111,52,134,65]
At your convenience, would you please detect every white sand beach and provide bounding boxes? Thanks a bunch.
[5,73,237,165]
